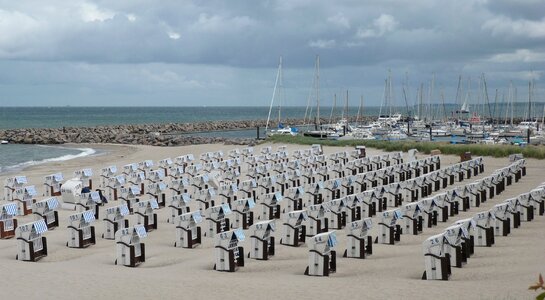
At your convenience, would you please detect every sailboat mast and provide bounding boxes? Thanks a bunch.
[277,56,283,125]
[430,73,435,120]
[265,56,282,133]
[419,83,424,121]
[505,83,512,126]
[345,90,349,120]
[455,75,461,119]
[388,71,393,118]
[482,73,492,122]
[356,95,363,126]
[512,87,516,126]
[528,81,532,121]
[379,79,386,118]
[441,88,447,122]
[316,55,320,127]
[329,94,336,125]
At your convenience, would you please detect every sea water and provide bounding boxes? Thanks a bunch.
[0,144,95,174]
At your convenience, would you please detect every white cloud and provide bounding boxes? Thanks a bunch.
[489,49,545,63]
[167,31,180,40]
[482,16,545,38]
[327,13,350,29]
[193,13,255,32]
[374,14,398,34]
[0,9,40,45]
[126,14,136,22]
[79,2,115,23]
[356,14,398,38]
[308,39,336,49]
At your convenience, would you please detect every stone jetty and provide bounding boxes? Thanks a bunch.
[0,117,371,146]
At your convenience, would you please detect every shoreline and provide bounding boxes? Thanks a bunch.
[0,143,137,176]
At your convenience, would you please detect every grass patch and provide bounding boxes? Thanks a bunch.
[266,135,545,159]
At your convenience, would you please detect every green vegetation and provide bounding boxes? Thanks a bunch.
[529,273,545,300]
[266,135,545,159]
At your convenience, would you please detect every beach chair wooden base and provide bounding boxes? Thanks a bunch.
[0,219,18,239]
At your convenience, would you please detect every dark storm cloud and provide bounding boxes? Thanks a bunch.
[0,0,542,106]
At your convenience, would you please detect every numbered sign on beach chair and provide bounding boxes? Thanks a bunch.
[16,219,48,262]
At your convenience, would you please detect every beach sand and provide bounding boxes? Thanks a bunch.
[0,142,544,300]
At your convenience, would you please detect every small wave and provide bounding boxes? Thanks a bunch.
[1,147,96,173]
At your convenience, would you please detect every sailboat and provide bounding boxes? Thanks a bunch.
[303,56,339,139]
[460,102,470,114]
[266,56,298,137]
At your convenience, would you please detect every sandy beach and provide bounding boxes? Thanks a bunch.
[0,142,544,300]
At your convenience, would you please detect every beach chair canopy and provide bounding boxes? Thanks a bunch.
[1,203,18,216]
[134,224,147,238]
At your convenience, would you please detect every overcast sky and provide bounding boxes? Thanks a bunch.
[0,0,543,107]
